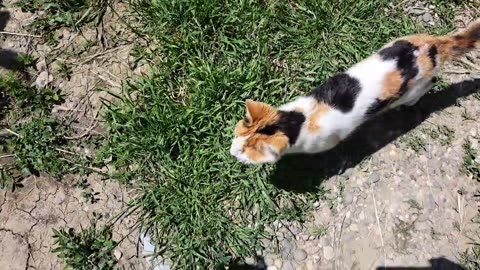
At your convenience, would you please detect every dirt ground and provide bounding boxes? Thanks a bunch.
[0,1,479,270]
[0,1,147,269]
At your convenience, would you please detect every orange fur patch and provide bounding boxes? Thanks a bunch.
[244,147,265,162]
[234,100,278,137]
[265,135,289,153]
[308,103,330,133]
[401,34,454,64]
[402,34,436,47]
[242,132,288,161]
[381,70,403,100]
[416,47,434,78]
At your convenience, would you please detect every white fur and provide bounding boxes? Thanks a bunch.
[282,55,398,155]
[230,135,279,164]
[231,50,440,164]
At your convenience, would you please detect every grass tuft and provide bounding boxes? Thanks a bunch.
[462,140,480,181]
[52,218,118,270]
[461,244,480,270]
[16,0,114,33]
[0,74,90,189]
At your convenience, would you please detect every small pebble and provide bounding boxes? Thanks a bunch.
[265,256,275,266]
[299,234,308,241]
[293,249,308,261]
[425,194,436,210]
[422,13,433,23]
[344,193,353,204]
[245,257,255,265]
[323,246,335,260]
[319,238,328,247]
[114,250,122,260]
[410,8,426,15]
[281,261,295,270]
[368,173,380,184]
[306,261,317,270]
[281,239,294,258]
[343,168,354,178]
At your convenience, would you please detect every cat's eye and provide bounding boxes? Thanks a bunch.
[257,125,276,135]
[243,116,251,126]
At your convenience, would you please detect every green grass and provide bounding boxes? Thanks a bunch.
[52,217,118,270]
[0,73,63,120]
[424,125,455,146]
[95,0,459,268]
[16,0,114,44]
[460,141,480,269]
[461,244,480,270]
[308,224,329,238]
[0,74,91,190]
[462,140,480,181]
[399,132,427,152]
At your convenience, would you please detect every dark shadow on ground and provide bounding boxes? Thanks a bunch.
[376,257,463,270]
[270,79,480,192]
[228,256,267,270]
[0,48,23,71]
[232,256,463,270]
[0,6,24,71]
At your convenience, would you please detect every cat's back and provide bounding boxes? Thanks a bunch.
[334,35,440,115]
[307,53,399,124]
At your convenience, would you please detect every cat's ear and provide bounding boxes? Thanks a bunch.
[245,99,276,121]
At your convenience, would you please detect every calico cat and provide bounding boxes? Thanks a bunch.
[230,19,480,164]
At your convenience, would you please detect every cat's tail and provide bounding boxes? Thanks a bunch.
[439,19,480,60]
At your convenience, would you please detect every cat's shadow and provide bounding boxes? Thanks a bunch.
[269,78,480,192]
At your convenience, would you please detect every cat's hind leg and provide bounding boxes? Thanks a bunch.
[403,80,434,106]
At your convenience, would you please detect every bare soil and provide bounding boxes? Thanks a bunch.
[0,1,148,269]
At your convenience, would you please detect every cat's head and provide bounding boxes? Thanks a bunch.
[230,99,305,164]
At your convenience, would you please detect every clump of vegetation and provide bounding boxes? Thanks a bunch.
[16,0,114,32]
[17,53,36,67]
[0,73,89,190]
[52,220,118,270]
[4,118,71,177]
[462,140,480,181]
[424,125,455,146]
[308,224,329,238]
[399,132,427,152]
[0,73,63,120]
[461,245,480,270]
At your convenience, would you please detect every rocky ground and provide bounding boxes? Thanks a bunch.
[257,7,480,270]
[0,0,479,270]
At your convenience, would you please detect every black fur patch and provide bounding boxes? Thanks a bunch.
[428,45,438,68]
[309,73,361,113]
[257,111,305,145]
[367,40,420,114]
[379,40,419,83]
[366,99,390,115]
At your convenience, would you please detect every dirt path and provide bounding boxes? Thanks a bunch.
[0,1,147,269]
